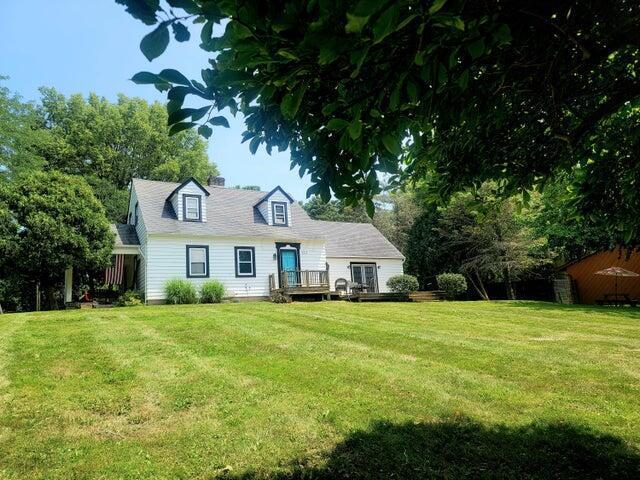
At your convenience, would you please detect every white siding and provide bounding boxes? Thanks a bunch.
[327,257,404,293]
[257,190,293,226]
[170,181,207,222]
[128,184,148,299]
[257,202,269,224]
[145,235,326,301]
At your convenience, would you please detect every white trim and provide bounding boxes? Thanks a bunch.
[327,255,405,260]
[187,246,208,277]
[235,248,255,276]
[185,196,201,220]
[273,203,286,224]
[113,245,139,255]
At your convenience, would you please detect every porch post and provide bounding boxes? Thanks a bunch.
[64,267,73,304]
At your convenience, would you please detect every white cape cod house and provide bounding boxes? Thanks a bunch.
[88,176,404,303]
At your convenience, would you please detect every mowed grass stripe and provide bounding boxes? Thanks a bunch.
[87,308,344,477]
[0,302,639,479]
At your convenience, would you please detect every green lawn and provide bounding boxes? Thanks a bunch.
[1,302,640,479]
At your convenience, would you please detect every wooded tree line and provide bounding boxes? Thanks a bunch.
[0,80,218,311]
[303,175,609,299]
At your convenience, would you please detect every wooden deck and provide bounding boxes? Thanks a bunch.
[269,270,331,298]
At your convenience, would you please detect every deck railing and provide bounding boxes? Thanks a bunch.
[280,270,329,290]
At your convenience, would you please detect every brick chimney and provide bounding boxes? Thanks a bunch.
[208,175,225,187]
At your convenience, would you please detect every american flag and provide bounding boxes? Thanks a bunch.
[104,254,124,285]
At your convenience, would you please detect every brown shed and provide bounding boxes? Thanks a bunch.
[561,250,640,304]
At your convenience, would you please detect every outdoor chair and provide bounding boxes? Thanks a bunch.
[335,278,348,296]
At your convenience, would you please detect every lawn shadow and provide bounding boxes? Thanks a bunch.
[221,417,640,479]
[501,300,640,319]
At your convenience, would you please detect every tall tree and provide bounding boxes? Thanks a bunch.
[437,188,551,300]
[25,89,219,221]
[404,207,449,290]
[528,174,613,264]
[0,78,44,181]
[118,0,640,242]
[0,171,114,309]
[302,196,369,223]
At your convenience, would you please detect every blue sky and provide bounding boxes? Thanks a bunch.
[1,0,312,199]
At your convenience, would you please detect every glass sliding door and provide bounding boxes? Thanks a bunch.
[351,263,378,293]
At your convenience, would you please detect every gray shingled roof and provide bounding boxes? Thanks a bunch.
[134,178,325,241]
[316,220,404,259]
[110,224,139,246]
[132,178,403,259]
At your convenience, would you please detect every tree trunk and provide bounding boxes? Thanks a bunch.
[45,285,58,310]
[0,303,3,314]
[504,266,516,300]
[467,271,490,300]
[35,282,41,312]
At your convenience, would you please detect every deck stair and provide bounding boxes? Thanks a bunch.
[409,290,445,302]
[347,290,445,302]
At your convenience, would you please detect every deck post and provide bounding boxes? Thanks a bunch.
[64,267,73,304]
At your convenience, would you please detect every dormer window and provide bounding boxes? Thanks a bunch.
[183,194,201,222]
[253,186,294,226]
[272,202,288,226]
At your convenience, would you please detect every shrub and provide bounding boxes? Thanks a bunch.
[200,280,225,303]
[270,290,291,303]
[387,274,419,294]
[164,279,197,304]
[114,290,143,307]
[436,273,468,300]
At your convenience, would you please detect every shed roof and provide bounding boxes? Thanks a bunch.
[110,224,139,246]
[316,220,404,259]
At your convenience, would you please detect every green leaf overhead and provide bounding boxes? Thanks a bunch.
[131,71,164,85]
[171,22,191,42]
[140,22,170,61]
[158,69,191,86]
[280,84,307,119]
[169,121,196,135]
[208,116,230,128]
[121,0,640,238]
[115,0,159,25]
[429,0,449,14]
[372,5,400,44]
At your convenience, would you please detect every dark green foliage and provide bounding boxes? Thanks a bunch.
[33,88,217,191]
[199,280,225,303]
[530,174,623,264]
[85,176,130,224]
[164,279,198,304]
[120,0,640,242]
[0,79,44,180]
[270,290,291,304]
[302,196,369,223]
[0,171,114,309]
[404,208,449,289]
[436,273,467,300]
[2,87,219,222]
[115,290,143,307]
[387,274,419,294]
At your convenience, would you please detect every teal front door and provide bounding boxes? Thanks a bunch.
[280,249,298,287]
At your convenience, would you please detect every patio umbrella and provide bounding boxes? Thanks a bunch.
[594,266,640,298]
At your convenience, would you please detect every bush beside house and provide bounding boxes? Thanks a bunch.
[387,274,419,295]
[115,290,143,307]
[200,280,225,303]
[164,279,226,304]
[164,279,198,304]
